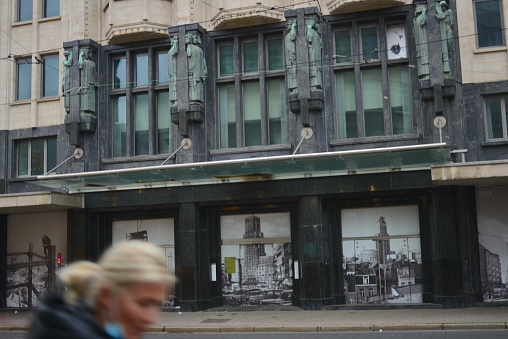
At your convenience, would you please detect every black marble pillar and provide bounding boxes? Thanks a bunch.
[0,215,7,308]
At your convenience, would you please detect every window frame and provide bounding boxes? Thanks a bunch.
[43,0,60,18]
[41,54,59,98]
[483,94,508,141]
[109,46,173,159]
[332,17,414,141]
[17,0,33,22]
[473,0,505,49]
[16,57,32,101]
[16,137,57,177]
[216,32,286,149]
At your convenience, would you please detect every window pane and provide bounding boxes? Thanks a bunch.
[157,91,172,154]
[46,137,57,172]
[486,97,504,139]
[389,67,412,134]
[113,96,127,157]
[335,30,352,63]
[114,57,127,89]
[31,139,44,176]
[18,0,32,21]
[219,45,234,77]
[243,41,258,74]
[268,38,283,71]
[17,62,32,100]
[475,0,503,48]
[18,140,29,176]
[362,69,384,137]
[43,0,59,18]
[243,81,261,146]
[219,84,236,148]
[43,56,59,97]
[361,27,379,60]
[135,93,149,155]
[267,78,286,144]
[336,71,357,139]
[157,52,169,84]
[136,55,149,86]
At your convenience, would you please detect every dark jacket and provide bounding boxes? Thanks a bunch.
[28,293,112,339]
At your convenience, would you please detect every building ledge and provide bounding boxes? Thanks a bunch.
[211,4,284,30]
[327,0,408,14]
[432,160,508,186]
[0,192,84,214]
[105,20,169,44]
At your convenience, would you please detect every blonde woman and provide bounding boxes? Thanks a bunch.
[29,241,175,339]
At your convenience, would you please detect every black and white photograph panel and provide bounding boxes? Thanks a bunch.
[6,212,67,308]
[476,186,508,302]
[112,218,175,306]
[221,213,293,306]
[341,205,422,304]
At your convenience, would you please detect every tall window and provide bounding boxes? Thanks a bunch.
[111,48,172,158]
[484,95,508,140]
[17,58,32,101]
[42,55,59,97]
[474,0,504,48]
[18,0,32,22]
[217,35,287,149]
[334,20,412,139]
[17,137,57,176]
[43,0,60,18]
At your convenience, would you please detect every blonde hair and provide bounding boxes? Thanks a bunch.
[59,241,175,307]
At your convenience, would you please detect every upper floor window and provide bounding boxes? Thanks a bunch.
[17,137,57,177]
[474,0,504,48]
[333,20,412,139]
[110,48,171,158]
[217,35,286,149]
[43,0,60,18]
[17,58,32,101]
[42,55,59,97]
[484,95,508,140]
[18,0,32,22]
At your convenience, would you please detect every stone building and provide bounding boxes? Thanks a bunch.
[1,0,508,310]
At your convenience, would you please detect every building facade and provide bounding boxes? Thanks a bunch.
[1,0,508,310]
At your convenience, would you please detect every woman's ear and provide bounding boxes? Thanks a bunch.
[97,285,113,310]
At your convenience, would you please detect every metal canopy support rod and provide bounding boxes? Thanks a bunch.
[44,148,83,176]
[292,128,313,155]
[161,138,192,165]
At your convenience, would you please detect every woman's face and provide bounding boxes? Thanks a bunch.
[116,282,166,339]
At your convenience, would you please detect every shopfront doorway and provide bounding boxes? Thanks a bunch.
[342,205,423,304]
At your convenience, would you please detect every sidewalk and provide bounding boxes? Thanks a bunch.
[2,305,508,333]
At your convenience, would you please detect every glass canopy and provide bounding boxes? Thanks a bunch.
[34,143,451,193]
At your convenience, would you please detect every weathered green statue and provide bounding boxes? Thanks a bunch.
[436,0,454,77]
[78,48,98,114]
[62,51,72,112]
[186,34,207,104]
[168,36,179,107]
[414,5,429,80]
[285,19,297,95]
[306,19,323,92]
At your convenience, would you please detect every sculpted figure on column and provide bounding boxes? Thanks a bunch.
[78,48,98,114]
[436,1,454,77]
[414,5,429,80]
[168,36,179,107]
[285,19,297,95]
[186,34,207,104]
[306,19,323,92]
[62,51,73,113]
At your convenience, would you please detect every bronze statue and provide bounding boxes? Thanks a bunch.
[306,19,323,92]
[168,36,179,106]
[436,1,454,77]
[186,34,207,104]
[62,51,73,112]
[78,48,98,114]
[285,19,297,95]
[414,5,429,80]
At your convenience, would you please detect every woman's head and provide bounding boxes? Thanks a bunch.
[59,241,175,339]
